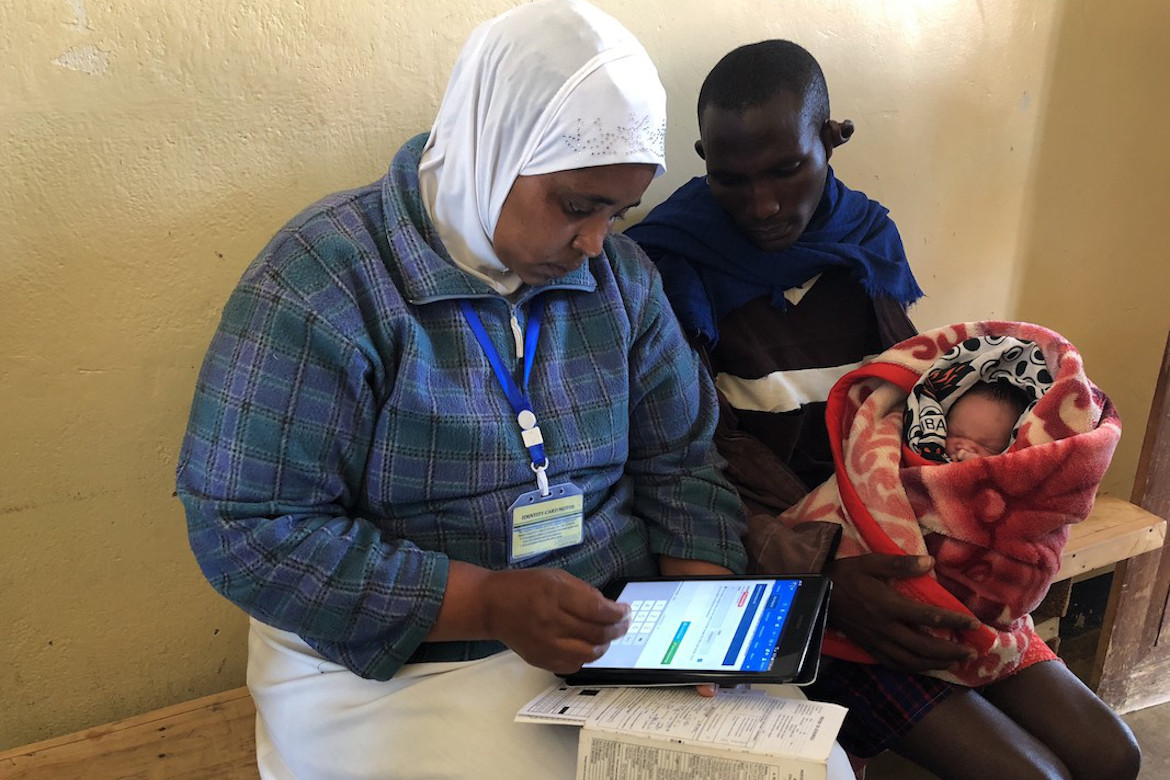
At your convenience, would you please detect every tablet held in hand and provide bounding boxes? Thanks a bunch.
[563,574,831,687]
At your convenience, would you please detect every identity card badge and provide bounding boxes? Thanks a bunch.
[508,482,584,563]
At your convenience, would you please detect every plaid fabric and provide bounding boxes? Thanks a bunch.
[802,657,957,758]
[177,134,747,681]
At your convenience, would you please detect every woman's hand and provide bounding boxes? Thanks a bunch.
[825,554,980,672]
[430,562,630,675]
[481,568,631,674]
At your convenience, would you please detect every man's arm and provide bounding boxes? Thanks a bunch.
[690,336,815,516]
[613,237,748,573]
[874,295,918,348]
[658,555,733,576]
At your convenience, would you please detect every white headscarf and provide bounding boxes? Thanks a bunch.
[419,0,667,294]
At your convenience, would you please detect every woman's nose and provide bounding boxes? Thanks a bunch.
[572,218,608,257]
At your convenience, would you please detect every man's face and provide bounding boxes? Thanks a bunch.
[697,92,830,252]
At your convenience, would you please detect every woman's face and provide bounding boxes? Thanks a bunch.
[493,163,656,285]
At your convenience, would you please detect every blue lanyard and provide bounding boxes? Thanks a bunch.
[460,297,550,493]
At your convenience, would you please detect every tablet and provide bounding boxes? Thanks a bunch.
[562,574,830,687]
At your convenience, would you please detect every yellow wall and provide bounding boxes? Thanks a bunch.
[1013,1,1170,497]
[0,0,1161,749]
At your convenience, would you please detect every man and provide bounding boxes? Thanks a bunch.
[626,41,1140,779]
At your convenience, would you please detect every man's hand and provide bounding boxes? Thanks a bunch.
[480,568,630,675]
[826,554,980,672]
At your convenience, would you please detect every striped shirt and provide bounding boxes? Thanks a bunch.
[711,269,915,493]
[176,135,747,681]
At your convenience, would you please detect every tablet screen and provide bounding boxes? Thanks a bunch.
[582,578,799,673]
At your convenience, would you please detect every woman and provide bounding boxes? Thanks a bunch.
[176,2,789,777]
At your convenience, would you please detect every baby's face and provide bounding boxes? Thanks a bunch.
[945,394,1018,462]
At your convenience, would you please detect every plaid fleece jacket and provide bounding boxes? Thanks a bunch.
[177,135,747,680]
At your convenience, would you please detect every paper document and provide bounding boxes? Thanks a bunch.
[517,683,846,780]
[514,683,636,726]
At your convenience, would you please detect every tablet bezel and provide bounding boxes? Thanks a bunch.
[562,574,830,687]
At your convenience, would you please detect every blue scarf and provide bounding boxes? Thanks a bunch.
[625,169,923,345]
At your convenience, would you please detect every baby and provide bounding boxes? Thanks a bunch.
[944,380,1031,462]
[755,325,1136,780]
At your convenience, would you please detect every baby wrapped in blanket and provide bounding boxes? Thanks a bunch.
[773,321,1121,686]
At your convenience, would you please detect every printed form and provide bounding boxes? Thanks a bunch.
[517,683,846,780]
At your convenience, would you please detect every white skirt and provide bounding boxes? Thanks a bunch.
[247,618,853,779]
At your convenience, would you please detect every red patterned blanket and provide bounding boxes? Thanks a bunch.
[777,321,1121,685]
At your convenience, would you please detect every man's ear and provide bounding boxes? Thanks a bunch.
[821,119,855,160]
[694,139,706,160]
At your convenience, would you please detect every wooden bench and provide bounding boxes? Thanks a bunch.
[1055,495,1166,582]
[1033,494,1166,644]
[2,503,1162,779]
[0,687,258,780]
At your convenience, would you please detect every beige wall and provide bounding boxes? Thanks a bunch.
[0,0,1162,749]
[1013,1,1170,497]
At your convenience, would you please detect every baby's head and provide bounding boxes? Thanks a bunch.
[945,380,1030,462]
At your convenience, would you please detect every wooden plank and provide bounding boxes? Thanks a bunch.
[0,688,257,780]
[1055,495,1167,582]
[1093,330,1170,711]
[1034,616,1061,642]
[1094,545,1170,712]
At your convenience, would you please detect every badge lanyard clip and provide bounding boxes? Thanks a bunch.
[460,297,550,496]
